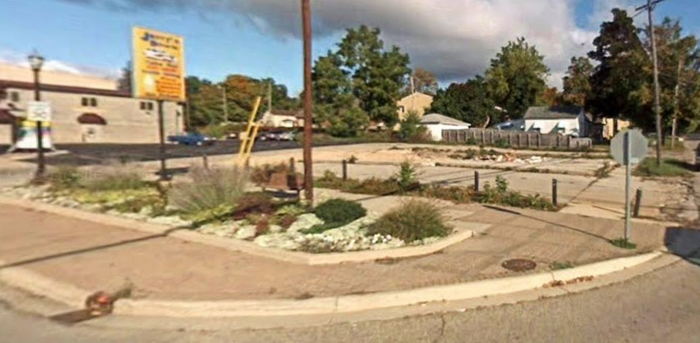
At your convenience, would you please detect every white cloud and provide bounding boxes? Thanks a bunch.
[0,49,119,79]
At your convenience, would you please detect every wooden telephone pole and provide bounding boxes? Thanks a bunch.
[636,0,668,166]
[301,0,314,204]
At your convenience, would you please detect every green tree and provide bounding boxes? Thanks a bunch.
[186,76,223,127]
[314,25,411,129]
[398,111,428,142]
[485,37,549,118]
[429,76,497,127]
[116,61,132,93]
[588,9,651,127]
[562,56,593,106]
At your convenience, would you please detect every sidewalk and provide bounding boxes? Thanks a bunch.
[0,201,669,302]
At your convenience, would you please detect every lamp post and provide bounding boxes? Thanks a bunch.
[28,52,45,180]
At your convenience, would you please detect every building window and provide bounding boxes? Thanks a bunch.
[81,97,98,107]
[140,101,154,111]
[10,91,20,102]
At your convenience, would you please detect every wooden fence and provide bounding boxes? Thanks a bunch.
[442,129,592,149]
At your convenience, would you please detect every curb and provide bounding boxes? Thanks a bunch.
[0,196,485,265]
[0,252,671,318]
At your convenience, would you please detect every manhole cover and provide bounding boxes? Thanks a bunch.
[501,258,536,272]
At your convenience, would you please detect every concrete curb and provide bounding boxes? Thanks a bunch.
[0,196,485,265]
[0,252,668,318]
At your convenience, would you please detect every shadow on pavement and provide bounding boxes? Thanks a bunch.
[0,226,191,270]
[664,227,700,266]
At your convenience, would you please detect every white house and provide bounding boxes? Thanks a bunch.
[523,106,590,137]
[260,109,303,128]
[420,113,471,141]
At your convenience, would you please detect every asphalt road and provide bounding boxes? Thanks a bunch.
[1,259,699,343]
[0,140,301,166]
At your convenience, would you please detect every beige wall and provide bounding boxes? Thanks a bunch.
[1,88,183,144]
[0,63,117,90]
[396,92,433,121]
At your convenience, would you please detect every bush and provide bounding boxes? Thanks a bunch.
[170,166,248,214]
[233,192,275,219]
[420,185,474,203]
[398,111,431,142]
[314,198,366,224]
[395,160,419,191]
[47,165,82,190]
[476,176,554,211]
[80,162,147,191]
[368,199,452,242]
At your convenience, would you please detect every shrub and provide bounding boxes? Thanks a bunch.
[255,215,270,236]
[314,198,366,225]
[350,178,401,195]
[277,214,298,229]
[233,192,274,219]
[170,166,248,214]
[420,185,474,203]
[47,165,82,190]
[633,158,692,177]
[395,160,419,192]
[81,162,146,191]
[368,199,452,242]
[398,111,430,142]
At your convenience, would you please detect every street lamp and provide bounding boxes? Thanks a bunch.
[28,51,46,180]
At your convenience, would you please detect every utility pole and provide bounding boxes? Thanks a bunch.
[221,84,228,123]
[301,0,314,204]
[637,0,668,166]
[267,81,273,113]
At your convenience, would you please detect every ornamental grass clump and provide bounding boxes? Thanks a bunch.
[80,162,147,191]
[170,166,249,214]
[368,199,452,242]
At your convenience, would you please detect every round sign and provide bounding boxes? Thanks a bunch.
[610,129,648,165]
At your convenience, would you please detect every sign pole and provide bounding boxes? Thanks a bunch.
[33,68,46,179]
[624,131,631,242]
[301,0,314,205]
[157,100,167,180]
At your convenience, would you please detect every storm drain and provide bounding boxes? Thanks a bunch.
[501,258,537,272]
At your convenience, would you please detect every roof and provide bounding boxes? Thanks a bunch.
[0,80,131,98]
[523,106,583,120]
[420,113,470,126]
[77,113,107,125]
[398,92,434,103]
[0,109,15,124]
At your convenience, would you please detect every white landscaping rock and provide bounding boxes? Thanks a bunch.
[286,213,323,233]
[234,225,257,240]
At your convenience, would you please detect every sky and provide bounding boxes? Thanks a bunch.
[1,0,699,95]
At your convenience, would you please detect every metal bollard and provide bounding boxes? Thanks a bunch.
[202,152,209,169]
[474,171,480,192]
[633,189,643,218]
[552,178,558,207]
[342,159,348,180]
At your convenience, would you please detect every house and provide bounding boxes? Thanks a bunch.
[397,92,433,121]
[260,109,304,128]
[420,113,471,141]
[0,63,184,145]
[523,105,590,137]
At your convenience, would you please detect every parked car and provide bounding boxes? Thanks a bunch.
[167,132,215,146]
[259,130,295,141]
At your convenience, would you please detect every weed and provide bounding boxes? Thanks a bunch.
[549,261,574,270]
[46,165,82,190]
[633,158,692,177]
[610,238,637,249]
[348,155,359,164]
[395,160,419,192]
[81,162,147,191]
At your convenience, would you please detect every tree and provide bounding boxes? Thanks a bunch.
[429,76,496,127]
[562,57,593,106]
[186,76,223,127]
[398,111,429,142]
[588,9,651,127]
[485,37,549,118]
[409,68,438,95]
[116,61,132,93]
[314,25,411,129]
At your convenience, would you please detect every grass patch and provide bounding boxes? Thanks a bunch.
[368,199,452,242]
[609,238,637,250]
[169,166,248,214]
[633,158,692,177]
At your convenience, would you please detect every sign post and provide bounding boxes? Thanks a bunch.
[610,129,648,243]
[132,27,186,180]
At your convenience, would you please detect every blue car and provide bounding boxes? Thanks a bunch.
[167,132,215,146]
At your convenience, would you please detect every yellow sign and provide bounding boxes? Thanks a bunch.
[132,27,186,101]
